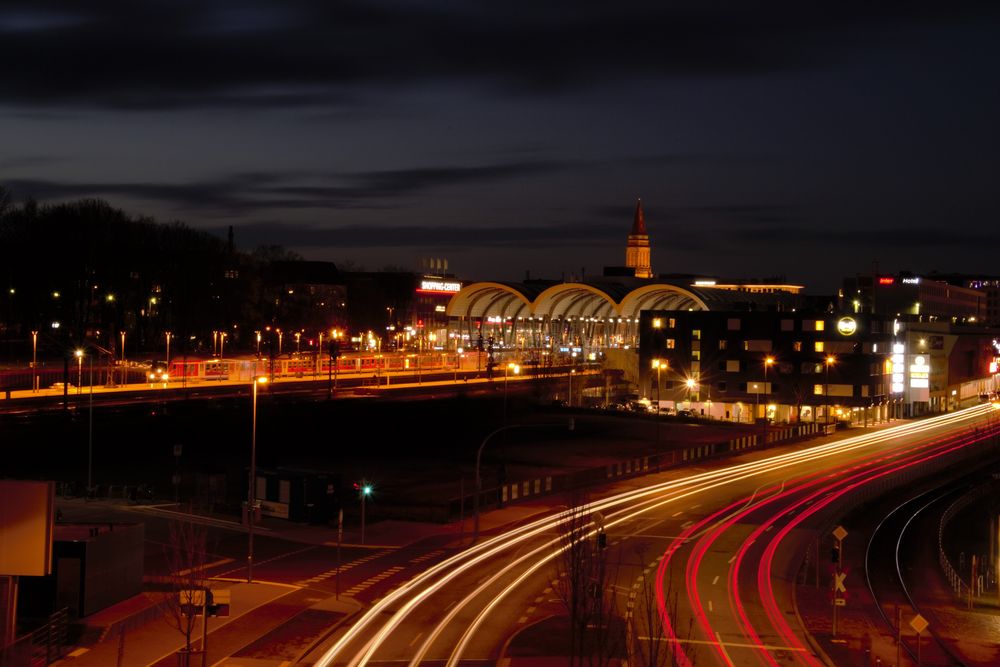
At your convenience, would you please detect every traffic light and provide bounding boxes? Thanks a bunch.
[831,546,840,564]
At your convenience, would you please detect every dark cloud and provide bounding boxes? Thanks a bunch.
[2,1,997,110]
[3,159,564,213]
[223,219,619,250]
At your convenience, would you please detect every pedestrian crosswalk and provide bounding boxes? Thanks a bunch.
[295,549,390,586]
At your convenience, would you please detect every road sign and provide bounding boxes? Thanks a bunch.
[910,613,929,634]
[834,598,846,607]
[834,572,847,593]
[832,525,848,542]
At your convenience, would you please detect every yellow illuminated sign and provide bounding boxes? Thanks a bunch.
[836,317,857,336]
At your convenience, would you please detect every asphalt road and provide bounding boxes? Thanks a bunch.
[298,405,998,667]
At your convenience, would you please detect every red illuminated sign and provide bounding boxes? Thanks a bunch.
[878,277,895,285]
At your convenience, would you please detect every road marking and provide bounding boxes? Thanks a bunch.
[708,600,714,612]
[712,575,719,585]
[689,503,701,509]
[176,558,233,577]
[681,521,693,529]
[526,606,536,615]
[716,631,737,666]
[409,632,424,647]
[517,615,528,624]
[67,648,89,657]
[672,511,684,517]
[728,556,736,564]
[636,636,807,651]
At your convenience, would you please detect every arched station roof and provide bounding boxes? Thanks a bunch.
[445,278,769,320]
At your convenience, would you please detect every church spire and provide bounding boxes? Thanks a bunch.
[626,198,653,278]
[631,198,647,236]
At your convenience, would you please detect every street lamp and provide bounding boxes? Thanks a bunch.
[277,329,283,356]
[247,375,268,584]
[212,330,219,357]
[74,349,83,394]
[568,368,576,406]
[504,362,520,420]
[474,420,574,541]
[685,377,696,409]
[120,331,126,386]
[255,330,262,359]
[651,358,665,413]
[763,356,775,438]
[455,347,464,382]
[220,332,227,360]
[825,355,836,426]
[295,331,301,353]
[165,331,172,366]
[31,330,38,392]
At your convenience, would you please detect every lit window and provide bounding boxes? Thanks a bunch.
[793,341,802,352]
[652,318,662,329]
[666,339,676,349]
[669,318,676,328]
[815,341,825,352]
[692,329,701,340]
[718,340,728,350]
[815,320,825,331]
[813,384,824,395]
[691,350,700,360]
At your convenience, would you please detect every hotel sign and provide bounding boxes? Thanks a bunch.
[419,280,462,293]
[836,317,857,336]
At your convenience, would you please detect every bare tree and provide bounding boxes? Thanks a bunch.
[627,543,694,667]
[555,497,626,667]
[162,519,210,666]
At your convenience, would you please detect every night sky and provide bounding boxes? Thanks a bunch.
[2,2,999,292]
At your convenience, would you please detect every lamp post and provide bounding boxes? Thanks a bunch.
[825,355,835,426]
[31,330,38,392]
[255,331,262,359]
[568,368,576,406]
[87,352,93,494]
[763,356,775,440]
[165,331,172,366]
[652,359,664,446]
[455,347,463,382]
[247,375,268,584]
[220,332,227,360]
[74,349,83,395]
[317,331,324,378]
[120,331,126,386]
[295,331,301,353]
[474,420,574,541]
[504,362,520,420]
[685,377,696,409]
[277,329,283,356]
[212,330,219,357]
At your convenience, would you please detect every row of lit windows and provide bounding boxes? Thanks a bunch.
[654,379,870,396]
[652,317,829,332]
[663,338,835,353]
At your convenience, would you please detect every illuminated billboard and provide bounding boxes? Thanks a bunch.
[418,280,462,294]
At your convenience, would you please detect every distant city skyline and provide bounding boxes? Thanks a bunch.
[3,2,1000,293]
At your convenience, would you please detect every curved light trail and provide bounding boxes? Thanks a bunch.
[314,404,994,667]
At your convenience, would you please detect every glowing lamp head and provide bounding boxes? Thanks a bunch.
[74,349,84,359]
[764,356,775,366]
[256,376,268,384]
[685,378,696,389]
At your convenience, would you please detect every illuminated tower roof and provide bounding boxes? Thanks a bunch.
[626,199,652,278]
